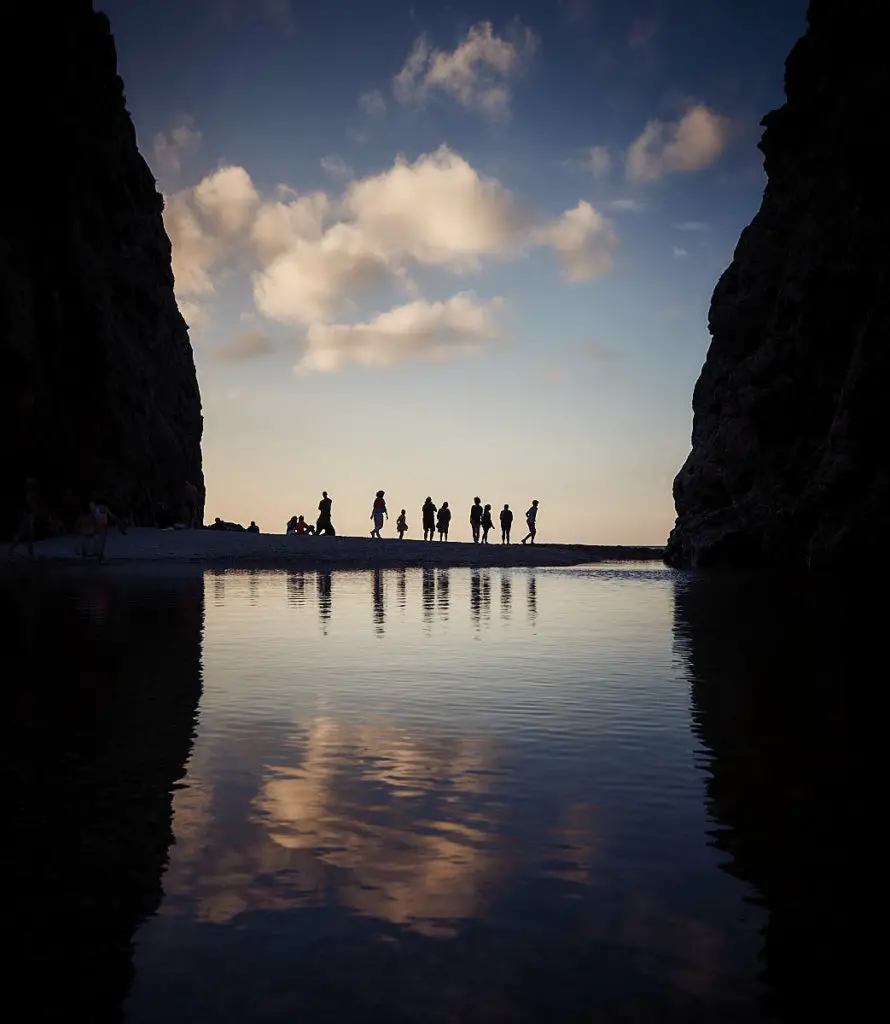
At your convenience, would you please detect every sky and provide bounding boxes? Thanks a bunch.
[101,0,808,544]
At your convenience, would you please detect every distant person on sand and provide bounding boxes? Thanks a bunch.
[469,497,483,543]
[181,480,200,528]
[246,521,260,533]
[521,500,539,545]
[293,515,314,535]
[370,490,388,538]
[500,504,513,544]
[396,509,408,539]
[316,491,336,536]
[8,477,41,559]
[436,501,451,541]
[481,503,494,544]
[286,515,298,534]
[79,498,126,564]
[422,497,437,542]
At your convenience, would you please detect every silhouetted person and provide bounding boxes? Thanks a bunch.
[469,497,483,543]
[292,515,314,535]
[316,491,336,535]
[286,515,298,534]
[8,477,40,559]
[370,490,387,538]
[396,509,408,539]
[208,517,227,531]
[500,504,513,544]
[246,521,260,534]
[521,499,539,545]
[79,498,125,564]
[481,503,494,544]
[181,480,199,528]
[437,501,451,541]
[422,497,437,541]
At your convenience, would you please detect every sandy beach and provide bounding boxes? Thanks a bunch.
[6,527,663,570]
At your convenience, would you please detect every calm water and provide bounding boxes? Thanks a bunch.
[4,564,852,1023]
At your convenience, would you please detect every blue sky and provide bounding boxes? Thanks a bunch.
[101,0,807,543]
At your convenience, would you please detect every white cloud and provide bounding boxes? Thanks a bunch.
[394,21,536,118]
[250,188,329,263]
[534,201,617,282]
[193,165,259,236]
[672,246,688,258]
[673,220,709,231]
[358,89,387,116]
[320,154,354,180]
[152,118,201,177]
[163,190,222,296]
[606,198,648,213]
[178,299,210,332]
[297,292,503,373]
[626,105,729,182]
[215,330,275,362]
[587,146,612,179]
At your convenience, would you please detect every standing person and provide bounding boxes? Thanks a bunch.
[422,497,437,542]
[499,504,513,544]
[370,490,387,538]
[79,498,126,564]
[521,499,539,545]
[469,497,483,543]
[436,501,451,541]
[396,509,408,539]
[481,503,494,544]
[316,491,336,536]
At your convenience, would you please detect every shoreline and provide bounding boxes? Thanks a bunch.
[4,527,665,572]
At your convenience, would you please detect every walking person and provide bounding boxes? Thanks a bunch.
[422,496,437,542]
[370,490,388,538]
[436,501,451,541]
[481,503,494,544]
[316,491,336,536]
[521,499,539,545]
[396,509,408,539]
[469,497,483,543]
[499,504,513,544]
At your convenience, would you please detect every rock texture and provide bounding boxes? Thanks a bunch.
[1,3,203,536]
[666,0,888,568]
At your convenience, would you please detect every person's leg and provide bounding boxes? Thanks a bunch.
[530,525,536,545]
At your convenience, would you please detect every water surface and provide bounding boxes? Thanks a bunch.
[3,564,852,1022]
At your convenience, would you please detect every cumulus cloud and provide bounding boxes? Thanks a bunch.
[178,299,210,332]
[250,188,329,263]
[358,89,386,116]
[394,21,536,118]
[193,165,259,236]
[626,105,729,182]
[164,190,222,295]
[534,201,617,282]
[587,146,613,179]
[320,154,354,180]
[214,330,276,362]
[298,292,503,373]
[152,118,201,176]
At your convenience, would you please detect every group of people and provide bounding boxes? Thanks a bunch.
[282,490,540,543]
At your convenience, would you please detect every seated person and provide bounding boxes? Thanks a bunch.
[246,520,260,534]
[286,515,299,534]
[292,515,314,535]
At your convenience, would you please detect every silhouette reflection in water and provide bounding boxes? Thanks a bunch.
[1,571,204,1022]
[527,572,537,624]
[481,570,491,623]
[500,572,512,621]
[396,567,407,610]
[372,568,385,635]
[286,569,306,608]
[436,566,450,619]
[248,569,260,606]
[212,567,225,605]
[421,566,435,627]
[316,571,332,632]
[674,571,854,1022]
[470,569,482,629]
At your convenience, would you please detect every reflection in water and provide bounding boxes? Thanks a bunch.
[396,567,407,610]
[674,572,854,1022]
[248,570,260,606]
[212,568,225,605]
[527,573,537,624]
[436,566,450,619]
[316,571,332,632]
[422,566,435,627]
[372,569,385,635]
[1,571,204,1022]
[481,570,491,623]
[286,569,306,608]
[470,569,481,628]
[500,572,512,621]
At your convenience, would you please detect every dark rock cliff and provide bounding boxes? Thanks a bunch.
[666,0,888,568]
[1,3,203,536]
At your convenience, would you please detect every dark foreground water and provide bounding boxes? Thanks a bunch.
[3,564,853,1023]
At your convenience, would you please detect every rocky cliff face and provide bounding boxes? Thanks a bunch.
[666,0,888,568]
[1,3,203,535]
